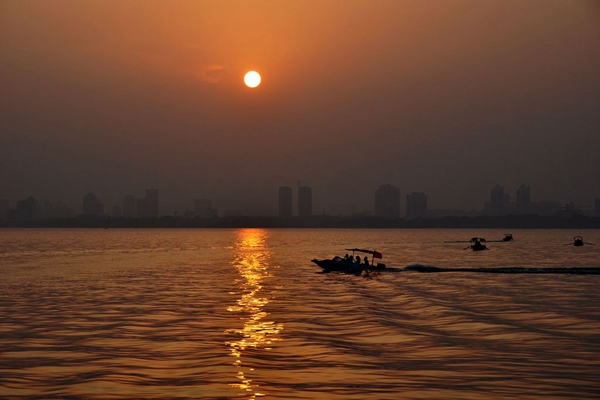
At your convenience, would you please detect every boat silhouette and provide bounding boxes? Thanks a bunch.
[464,237,489,251]
[311,248,387,272]
[566,236,596,247]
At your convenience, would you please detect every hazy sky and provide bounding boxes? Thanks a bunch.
[1,0,599,215]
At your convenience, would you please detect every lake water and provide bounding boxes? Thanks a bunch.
[1,228,599,399]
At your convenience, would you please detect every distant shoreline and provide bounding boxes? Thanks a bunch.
[2,215,599,229]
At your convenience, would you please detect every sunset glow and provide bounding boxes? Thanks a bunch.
[2,0,598,215]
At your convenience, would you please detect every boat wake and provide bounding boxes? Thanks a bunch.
[404,264,600,274]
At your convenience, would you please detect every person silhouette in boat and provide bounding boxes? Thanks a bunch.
[363,256,370,266]
[355,255,361,264]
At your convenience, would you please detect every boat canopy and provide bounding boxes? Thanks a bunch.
[345,248,383,258]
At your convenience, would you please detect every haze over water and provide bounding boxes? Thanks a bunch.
[2,1,599,214]
[1,228,599,399]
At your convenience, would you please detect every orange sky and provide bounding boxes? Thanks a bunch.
[1,0,599,214]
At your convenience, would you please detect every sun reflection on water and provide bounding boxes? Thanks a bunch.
[226,229,283,398]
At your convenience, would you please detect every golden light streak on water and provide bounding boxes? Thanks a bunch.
[226,229,283,399]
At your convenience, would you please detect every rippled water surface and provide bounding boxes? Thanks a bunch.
[1,228,599,399]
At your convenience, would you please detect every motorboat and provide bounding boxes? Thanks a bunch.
[464,237,488,251]
[568,236,595,247]
[311,248,387,272]
[502,233,514,242]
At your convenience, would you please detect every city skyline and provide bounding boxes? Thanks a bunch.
[2,182,598,220]
[1,1,599,218]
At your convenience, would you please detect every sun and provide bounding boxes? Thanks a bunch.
[244,71,261,88]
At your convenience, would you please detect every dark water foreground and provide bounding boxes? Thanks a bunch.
[1,228,599,399]
[404,265,600,274]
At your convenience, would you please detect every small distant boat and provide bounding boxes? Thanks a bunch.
[312,248,387,272]
[464,237,489,251]
[567,236,595,247]
[502,233,514,242]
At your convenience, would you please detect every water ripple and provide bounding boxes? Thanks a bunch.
[1,228,599,399]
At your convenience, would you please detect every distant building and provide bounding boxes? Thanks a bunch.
[122,195,136,217]
[112,206,122,218]
[40,199,72,218]
[490,185,506,216]
[194,198,218,218]
[298,186,312,217]
[11,196,38,220]
[375,184,400,218]
[564,202,575,215]
[223,209,242,217]
[406,192,428,219]
[516,185,530,215]
[83,193,104,216]
[530,201,561,216]
[278,187,293,217]
[0,199,9,220]
[596,198,600,217]
[137,189,159,218]
[563,202,583,217]
[427,209,478,218]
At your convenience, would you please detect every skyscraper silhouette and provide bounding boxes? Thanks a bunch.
[137,189,159,218]
[406,192,428,218]
[375,184,400,218]
[83,193,103,216]
[490,185,505,216]
[278,187,293,217]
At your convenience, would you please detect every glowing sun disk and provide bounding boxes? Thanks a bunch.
[244,71,261,88]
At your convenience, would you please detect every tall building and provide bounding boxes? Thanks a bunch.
[375,184,400,218]
[278,187,293,217]
[406,192,428,219]
[0,199,9,220]
[122,195,136,217]
[13,196,38,219]
[137,189,159,218]
[516,185,530,215]
[490,185,505,216]
[194,198,217,218]
[563,202,582,217]
[83,193,104,216]
[298,186,312,217]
